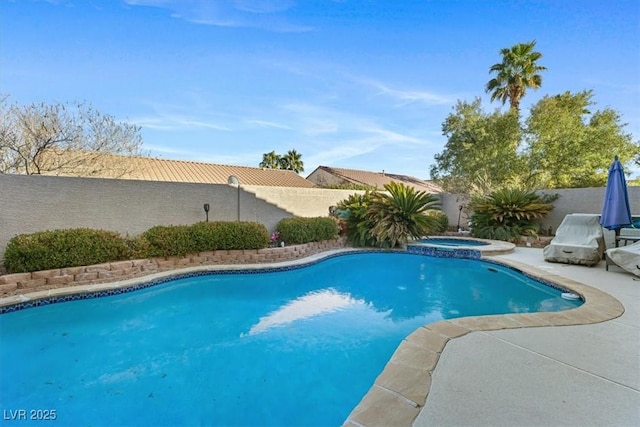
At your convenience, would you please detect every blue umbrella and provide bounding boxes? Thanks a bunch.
[600,156,632,230]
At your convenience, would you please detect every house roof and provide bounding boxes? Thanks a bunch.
[42,152,317,188]
[308,166,442,193]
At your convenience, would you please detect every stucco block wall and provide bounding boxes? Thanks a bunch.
[2,173,638,261]
[440,187,640,247]
[0,174,293,260]
[536,187,640,232]
[245,185,363,218]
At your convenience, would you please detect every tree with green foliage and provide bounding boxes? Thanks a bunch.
[525,90,638,188]
[259,151,281,169]
[366,182,441,248]
[430,98,524,193]
[259,149,304,173]
[430,92,639,191]
[0,96,143,176]
[485,40,547,112]
[279,149,304,173]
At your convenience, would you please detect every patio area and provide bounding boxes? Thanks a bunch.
[414,247,640,426]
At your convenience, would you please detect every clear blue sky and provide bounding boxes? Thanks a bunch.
[2,0,639,179]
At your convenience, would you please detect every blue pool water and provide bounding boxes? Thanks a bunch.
[417,237,489,247]
[0,252,581,426]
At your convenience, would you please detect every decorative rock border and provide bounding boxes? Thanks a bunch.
[0,238,347,298]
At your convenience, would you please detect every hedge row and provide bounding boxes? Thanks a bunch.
[4,221,270,274]
[276,217,339,244]
[142,221,269,257]
[3,229,131,274]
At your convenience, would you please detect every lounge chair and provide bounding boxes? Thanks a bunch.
[605,241,640,277]
[543,214,605,266]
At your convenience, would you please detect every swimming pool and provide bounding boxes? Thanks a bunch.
[0,252,581,426]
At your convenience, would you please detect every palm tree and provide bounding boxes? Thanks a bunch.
[485,41,547,112]
[259,151,281,169]
[366,182,441,248]
[279,149,304,173]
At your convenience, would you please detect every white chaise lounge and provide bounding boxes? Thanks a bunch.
[543,214,605,266]
[605,241,640,277]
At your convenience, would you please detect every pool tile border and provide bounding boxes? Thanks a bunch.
[0,248,510,314]
[407,236,516,256]
[0,248,358,314]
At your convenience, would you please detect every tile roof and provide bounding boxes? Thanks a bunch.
[309,166,442,193]
[42,152,317,188]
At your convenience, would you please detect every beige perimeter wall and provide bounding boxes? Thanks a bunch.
[0,175,363,260]
[1,174,639,260]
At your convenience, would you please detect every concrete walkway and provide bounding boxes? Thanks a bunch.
[414,247,640,427]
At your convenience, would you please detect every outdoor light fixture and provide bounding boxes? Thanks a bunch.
[227,175,240,221]
[203,203,210,222]
[457,205,464,232]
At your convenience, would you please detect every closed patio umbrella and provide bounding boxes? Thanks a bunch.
[600,156,632,232]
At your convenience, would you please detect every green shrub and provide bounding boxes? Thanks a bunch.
[276,217,339,245]
[337,185,442,247]
[336,192,377,247]
[426,210,449,233]
[191,221,269,251]
[142,225,196,257]
[143,222,269,257]
[124,234,153,259]
[4,228,130,274]
[366,182,441,247]
[469,188,554,242]
[3,221,270,273]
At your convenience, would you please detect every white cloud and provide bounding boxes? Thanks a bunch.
[245,119,292,130]
[352,77,455,106]
[123,0,312,32]
[129,115,230,131]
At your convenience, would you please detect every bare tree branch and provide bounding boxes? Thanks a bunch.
[0,96,144,176]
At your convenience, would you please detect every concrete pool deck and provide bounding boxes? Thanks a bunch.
[414,248,640,427]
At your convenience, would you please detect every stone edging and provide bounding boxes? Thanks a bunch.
[342,256,625,427]
[0,238,347,298]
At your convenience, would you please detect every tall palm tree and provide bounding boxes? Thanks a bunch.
[259,151,281,169]
[366,182,441,248]
[485,40,547,112]
[279,149,304,173]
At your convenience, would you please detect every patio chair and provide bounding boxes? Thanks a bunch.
[543,214,605,266]
[605,241,640,277]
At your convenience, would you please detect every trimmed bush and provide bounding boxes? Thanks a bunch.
[142,225,196,257]
[4,228,130,274]
[191,221,269,251]
[277,217,339,245]
[3,221,270,273]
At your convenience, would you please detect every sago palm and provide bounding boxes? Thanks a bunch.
[485,40,547,112]
[470,187,554,242]
[366,182,441,248]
